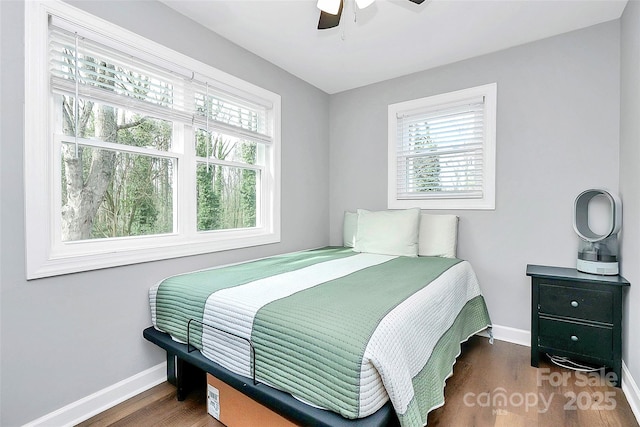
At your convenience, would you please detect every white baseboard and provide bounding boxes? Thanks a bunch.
[623,361,640,424]
[476,323,531,347]
[22,362,167,427]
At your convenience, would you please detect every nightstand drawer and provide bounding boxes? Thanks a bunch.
[539,283,613,323]
[539,318,612,360]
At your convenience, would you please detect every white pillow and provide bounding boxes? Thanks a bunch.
[343,211,357,248]
[418,214,459,258]
[353,208,420,257]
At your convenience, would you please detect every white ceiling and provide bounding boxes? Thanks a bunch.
[160,0,628,94]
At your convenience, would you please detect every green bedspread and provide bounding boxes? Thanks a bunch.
[151,247,491,426]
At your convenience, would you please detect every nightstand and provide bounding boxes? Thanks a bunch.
[526,264,629,387]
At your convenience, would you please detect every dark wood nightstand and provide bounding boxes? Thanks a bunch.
[526,264,629,387]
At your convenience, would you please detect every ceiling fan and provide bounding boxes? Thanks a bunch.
[317,0,427,30]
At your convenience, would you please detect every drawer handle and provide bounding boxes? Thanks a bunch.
[570,300,579,308]
[571,335,579,342]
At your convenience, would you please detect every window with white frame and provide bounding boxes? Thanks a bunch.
[24,1,281,279]
[388,83,496,210]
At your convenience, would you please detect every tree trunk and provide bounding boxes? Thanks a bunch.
[61,103,117,241]
[61,57,121,241]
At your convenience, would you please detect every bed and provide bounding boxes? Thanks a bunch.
[145,210,492,427]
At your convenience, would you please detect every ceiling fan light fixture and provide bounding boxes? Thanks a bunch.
[355,0,375,9]
[317,0,342,15]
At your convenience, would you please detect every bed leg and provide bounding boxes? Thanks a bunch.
[175,357,205,401]
[176,357,188,401]
[167,352,177,386]
[488,327,494,345]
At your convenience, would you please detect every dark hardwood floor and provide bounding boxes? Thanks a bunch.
[77,336,639,427]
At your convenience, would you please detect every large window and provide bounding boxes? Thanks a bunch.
[388,83,496,210]
[25,1,281,279]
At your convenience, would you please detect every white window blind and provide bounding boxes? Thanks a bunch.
[396,97,485,199]
[193,84,271,144]
[388,83,496,210]
[48,15,272,143]
[49,17,188,125]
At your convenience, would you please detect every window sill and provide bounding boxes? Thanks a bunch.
[388,197,495,210]
[26,231,280,280]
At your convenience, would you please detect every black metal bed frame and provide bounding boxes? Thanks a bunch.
[143,326,397,427]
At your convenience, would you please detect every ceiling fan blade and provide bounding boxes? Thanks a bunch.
[408,0,427,4]
[317,0,344,30]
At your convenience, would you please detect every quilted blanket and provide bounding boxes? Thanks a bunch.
[149,247,491,427]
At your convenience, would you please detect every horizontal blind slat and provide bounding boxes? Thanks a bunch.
[401,112,484,128]
[193,119,273,145]
[51,76,192,124]
[397,141,484,156]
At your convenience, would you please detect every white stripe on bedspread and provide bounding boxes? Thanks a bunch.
[200,253,397,378]
[358,261,482,417]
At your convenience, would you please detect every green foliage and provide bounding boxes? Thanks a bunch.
[197,163,221,231]
[60,100,174,240]
[59,45,261,241]
[91,114,174,239]
[61,95,258,241]
[410,122,441,193]
[195,131,258,231]
[241,143,257,227]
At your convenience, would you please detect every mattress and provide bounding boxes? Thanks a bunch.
[149,247,491,427]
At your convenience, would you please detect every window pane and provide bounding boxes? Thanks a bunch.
[196,163,257,231]
[195,129,257,164]
[60,96,172,151]
[61,143,174,241]
[396,102,485,198]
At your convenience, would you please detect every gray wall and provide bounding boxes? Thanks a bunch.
[0,0,634,424]
[620,0,640,389]
[329,22,621,331]
[0,1,330,425]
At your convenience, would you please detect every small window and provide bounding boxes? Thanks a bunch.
[388,83,497,210]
